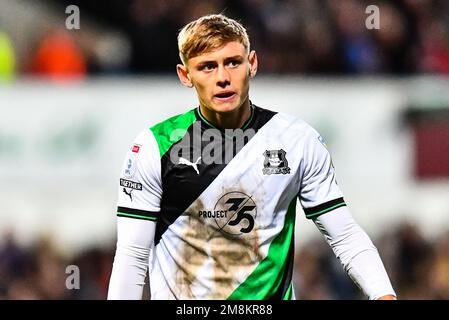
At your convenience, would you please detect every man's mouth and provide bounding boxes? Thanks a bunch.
[214,91,236,101]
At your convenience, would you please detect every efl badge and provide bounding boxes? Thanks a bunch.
[132,144,141,153]
[263,149,291,175]
[124,155,136,177]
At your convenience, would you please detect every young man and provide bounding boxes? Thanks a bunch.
[108,14,396,300]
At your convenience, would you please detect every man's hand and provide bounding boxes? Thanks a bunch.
[377,295,397,300]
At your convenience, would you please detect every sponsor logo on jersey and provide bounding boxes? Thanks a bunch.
[198,210,228,218]
[120,178,142,190]
[120,179,142,202]
[168,121,256,165]
[208,191,257,236]
[131,144,141,153]
[122,188,134,201]
[262,149,291,175]
[178,156,201,174]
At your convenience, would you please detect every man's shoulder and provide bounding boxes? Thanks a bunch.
[276,111,326,147]
[140,108,196,158]
[150,108,197,134]
[258,105,315,136]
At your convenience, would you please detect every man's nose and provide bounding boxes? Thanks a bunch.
[216,65,230,87]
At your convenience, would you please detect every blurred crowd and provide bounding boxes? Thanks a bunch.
[0,233,113,299]
[0,220,448,299]
[295,222,449,300]
[1,0,449,81]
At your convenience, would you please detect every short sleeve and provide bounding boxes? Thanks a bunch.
[298,127,346,219]
[116,129,162,221]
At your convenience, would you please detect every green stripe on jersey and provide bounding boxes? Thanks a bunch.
[305,202,346,219]
[117,212,157,221]
[228,199,296,300]
[150,109,197,158]
[283,283,293,300]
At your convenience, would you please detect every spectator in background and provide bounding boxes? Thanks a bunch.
[393,222,434,299]
[28,29,87,81]
[419,20,449,73]
[294,221,449,300]
[47,0,449,75]
[126,0,179,73]
[0,31,16,82]
[2,221,449,299]
[430,231,449,298]
[328,0,381,74]
[0,232,114,300]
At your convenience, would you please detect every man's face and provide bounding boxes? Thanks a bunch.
[179,41,257,114]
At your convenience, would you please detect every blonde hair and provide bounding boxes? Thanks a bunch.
[178,14,250,65]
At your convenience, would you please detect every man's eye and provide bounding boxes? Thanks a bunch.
[200,64,215,71]
[228,60,240,67]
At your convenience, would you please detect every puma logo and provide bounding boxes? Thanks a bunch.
[178,156,201,174]
[123,188,133,201]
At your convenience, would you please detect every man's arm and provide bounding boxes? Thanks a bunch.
[297,125,396,299]
[313,206,397,300]
[108,129,162,299]
[108,217,156,299]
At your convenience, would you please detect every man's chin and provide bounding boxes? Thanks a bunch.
[209,101,241,114]
[210,99,242,113]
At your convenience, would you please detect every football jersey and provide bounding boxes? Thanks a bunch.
[116,103,346,300]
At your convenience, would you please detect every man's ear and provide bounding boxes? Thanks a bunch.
[177,64,193,88]
[248,50,258,78]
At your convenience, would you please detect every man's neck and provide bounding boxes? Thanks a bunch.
[199,99,252,130]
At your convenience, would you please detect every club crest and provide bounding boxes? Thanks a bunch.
[263,149,291,175]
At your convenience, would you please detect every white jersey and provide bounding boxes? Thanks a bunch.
[116,104,346,299]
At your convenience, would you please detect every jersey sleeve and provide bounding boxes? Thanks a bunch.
[298,126,346,219]
[116,129,162,221]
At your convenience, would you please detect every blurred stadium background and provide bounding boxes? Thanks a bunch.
[1,0,449,299]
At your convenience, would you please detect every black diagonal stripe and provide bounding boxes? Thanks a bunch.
[117,206,159,219]
[269,232,295,300]
[303,197,346,218]
[154,105,277,245]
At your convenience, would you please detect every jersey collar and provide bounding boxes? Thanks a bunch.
[195,101,256,131]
